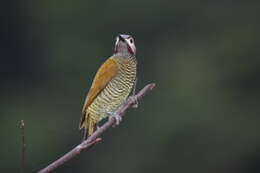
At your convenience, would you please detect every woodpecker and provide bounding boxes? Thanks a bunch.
[79,34,137,139]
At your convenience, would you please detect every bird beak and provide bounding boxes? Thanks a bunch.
[118,35,125,42]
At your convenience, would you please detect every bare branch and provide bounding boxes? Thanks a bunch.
[20,120,26,173]
[38,83,156,173]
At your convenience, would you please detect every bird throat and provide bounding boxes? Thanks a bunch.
[114,42,134,57]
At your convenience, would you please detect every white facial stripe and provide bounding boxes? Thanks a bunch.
[125,37,136,54]
[115,37,119,44]
[120,34,131,39]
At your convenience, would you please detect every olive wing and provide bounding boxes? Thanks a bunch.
[79,58,118,128]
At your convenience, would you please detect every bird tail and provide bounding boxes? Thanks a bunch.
[80,113,95,140]
[86,116,94,136]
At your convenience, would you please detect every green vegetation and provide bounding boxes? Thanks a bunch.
[1,0,260,172]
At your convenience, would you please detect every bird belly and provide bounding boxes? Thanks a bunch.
[87,76,135,123]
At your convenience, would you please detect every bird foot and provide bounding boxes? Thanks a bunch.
[108,112,122,126]
[130,95,138,108]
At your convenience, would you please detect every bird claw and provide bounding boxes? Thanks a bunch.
[130,96,138,108]
[108,113,122,126]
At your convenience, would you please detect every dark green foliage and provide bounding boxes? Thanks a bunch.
[1,0,260,172]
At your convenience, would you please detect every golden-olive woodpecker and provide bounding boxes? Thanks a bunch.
[79,34,137,139]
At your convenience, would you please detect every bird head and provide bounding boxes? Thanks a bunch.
[114,34,136,56]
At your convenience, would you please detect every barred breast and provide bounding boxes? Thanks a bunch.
[87,56,137,123]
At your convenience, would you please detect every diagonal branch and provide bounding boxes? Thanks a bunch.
[38,83,156,173]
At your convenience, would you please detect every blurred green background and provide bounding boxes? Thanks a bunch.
[1,0,260,172]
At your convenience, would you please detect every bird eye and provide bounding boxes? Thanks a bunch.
[130,39,133,44]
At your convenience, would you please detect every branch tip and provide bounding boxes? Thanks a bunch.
[20,120,25,129]
[20,120,26,173]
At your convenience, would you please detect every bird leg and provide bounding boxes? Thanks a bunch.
[107,112,122,126]
[130,95,138,108]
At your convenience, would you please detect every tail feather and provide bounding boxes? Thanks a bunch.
[87,116,94,136]
[81,113,95,140]
[79,112,86,129]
